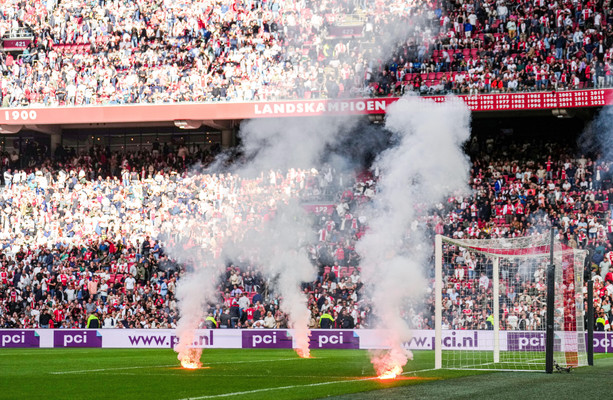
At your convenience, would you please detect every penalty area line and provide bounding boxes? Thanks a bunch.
[50,364,177,374]
[206,357,301,365]
[176,367,439,399]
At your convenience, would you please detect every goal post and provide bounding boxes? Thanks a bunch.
[434,234,588,372]
[435,234,442,370]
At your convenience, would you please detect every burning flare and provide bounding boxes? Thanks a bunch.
[371,347,412,380]
[178,348,202,369]
[377,364,403,380]
[296,347,311,359]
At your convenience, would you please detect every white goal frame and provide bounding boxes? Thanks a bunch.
[434,234,588,372]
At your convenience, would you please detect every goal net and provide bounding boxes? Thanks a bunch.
[434,233,588,372]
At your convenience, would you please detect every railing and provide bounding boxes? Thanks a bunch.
[2,28,34,39]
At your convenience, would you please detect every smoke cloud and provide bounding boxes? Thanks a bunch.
[158,0,463,370]
[356,95,471,375]
[165,114,365,361]
[579,106,612,162]
[227,115,361,357]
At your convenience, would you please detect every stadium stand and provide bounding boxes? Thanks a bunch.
[2,0,613,106]
[0,131,612,332]
[0,0,612,333]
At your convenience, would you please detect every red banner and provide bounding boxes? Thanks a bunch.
[0,89,611,128]
[2,39,32,51]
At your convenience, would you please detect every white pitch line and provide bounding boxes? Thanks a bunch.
[94,373,349,378]
[90,367,438,379]
[49,357,306,375]
[176,367,439,400]
[402,367,438,375]
[206,357,300,365]
[176,378,375,399]
[50,364,177,375]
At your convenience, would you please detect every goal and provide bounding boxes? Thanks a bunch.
[434,233,588,372]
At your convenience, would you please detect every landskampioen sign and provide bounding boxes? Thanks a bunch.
[1,89,611,128]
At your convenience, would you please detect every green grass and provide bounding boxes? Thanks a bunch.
[0,349,611,400]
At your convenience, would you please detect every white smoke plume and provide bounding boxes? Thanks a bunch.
[156,228,224,367]
[356,95,471,376]
[579,106,613,162]
[225,116,359,357]
[233,116,358,172]
[165,115,360,362]
[237,199,316,357]
[173,262,222,368]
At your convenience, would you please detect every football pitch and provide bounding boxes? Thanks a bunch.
[1,349,612,400]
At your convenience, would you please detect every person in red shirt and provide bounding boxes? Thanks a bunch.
[244,304,255,323]
[59,272,69,289]
[546,155,553,180]
[335,246,345,266]
[605,270,613,284]
[54,306,65,325]
[0,267,8,287]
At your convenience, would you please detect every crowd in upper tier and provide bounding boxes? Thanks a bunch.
[2,0,613,106]
[0,129,612,332]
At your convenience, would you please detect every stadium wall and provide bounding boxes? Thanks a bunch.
[1,329,611,352]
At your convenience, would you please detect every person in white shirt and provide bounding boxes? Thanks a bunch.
[3,169,12,188]
[124,274,136,294]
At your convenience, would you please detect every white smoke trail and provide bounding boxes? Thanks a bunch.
[356,95,471,376]
[166,115,359,361]
[173,264,220,367]
[158,227,223,367]
[237,200,316,357]
[223,116,359,357]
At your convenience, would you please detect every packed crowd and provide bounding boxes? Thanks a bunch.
[1,130,613,332]
[3,0,613,106]
[410,133,613,332]
[0,137,369,330]
[376,0,613,95]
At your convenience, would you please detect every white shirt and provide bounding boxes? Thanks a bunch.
[125,276,136,290]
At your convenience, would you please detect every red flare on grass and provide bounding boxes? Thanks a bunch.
[377,364,403,380]
[179,348,202,369]
[296,348,311,358]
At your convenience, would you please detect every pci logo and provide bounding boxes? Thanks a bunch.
[241,330,292,349]
[310,331,359,349]
[587,332,612,353]
[54,330,102,348]
[0,330,40,348]
[507,332,561,352]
